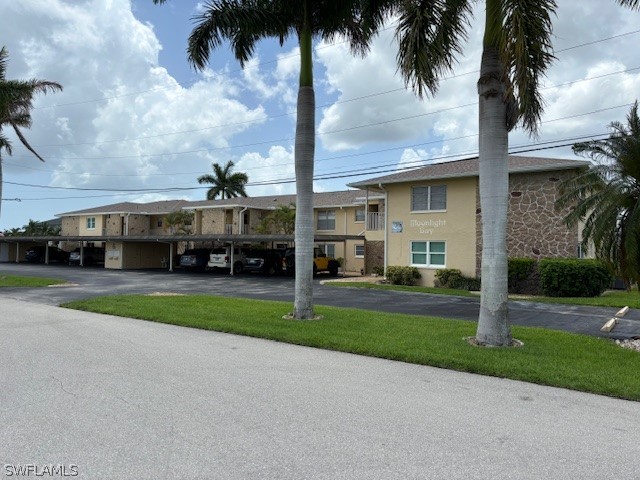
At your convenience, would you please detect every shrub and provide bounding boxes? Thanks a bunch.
[508,258,538,294]
[371,265,385,276]
[385,266,421,286]
[434,268,481,291]
[539,258,611,297]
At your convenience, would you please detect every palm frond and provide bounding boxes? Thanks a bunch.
[499,0,557,135]
[395,0,472,98]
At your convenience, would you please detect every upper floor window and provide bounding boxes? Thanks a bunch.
[355,208,365,222]
[317,210,336,230]
[411,185,447,211]
[157,219,163,228]
[86,217,96,230]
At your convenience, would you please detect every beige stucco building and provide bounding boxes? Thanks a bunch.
[349,155,590,286]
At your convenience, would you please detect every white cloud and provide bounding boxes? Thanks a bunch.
[1,0,267,196]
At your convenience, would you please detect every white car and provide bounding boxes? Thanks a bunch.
[207,247,247,273]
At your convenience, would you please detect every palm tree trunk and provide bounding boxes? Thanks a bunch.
[475,39,512,345]
[293,16,315,319]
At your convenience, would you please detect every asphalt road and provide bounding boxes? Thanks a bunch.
[1,263,640,339]
[2,298,639,479]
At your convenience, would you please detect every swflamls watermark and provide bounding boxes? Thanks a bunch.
[3,464,78,477]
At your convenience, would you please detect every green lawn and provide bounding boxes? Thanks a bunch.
[62,294,640,401]
[0,274,66,287]
[328,281,640,308]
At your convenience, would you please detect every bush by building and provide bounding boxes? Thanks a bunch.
[539,258,611,297]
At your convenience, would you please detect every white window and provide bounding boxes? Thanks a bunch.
[354,244,365,258]
[410,241,446,267]
[319,244,335,258]
[317,210,336,230]
[411,185,447,211]
[355,208,365,222]
[86,217,96,230]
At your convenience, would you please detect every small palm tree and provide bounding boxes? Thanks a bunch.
[0,46,62,220]
[557,101,640,289]
[198,160,248,200]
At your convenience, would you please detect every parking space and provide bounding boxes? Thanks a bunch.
[2,262,639,339]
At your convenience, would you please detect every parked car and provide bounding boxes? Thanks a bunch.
[68,247,105,266]
[207,247,247,274]
[282,247,340,276]
[244,249,285,276]
[179,248,211,271]
[24,246,70,264]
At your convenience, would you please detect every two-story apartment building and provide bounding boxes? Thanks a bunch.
[349,155,591,286]
[55,191,384,272]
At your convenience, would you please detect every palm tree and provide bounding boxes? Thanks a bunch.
[0,46,62,220]
[557,101,640,289]
[391,0,640,346]
[154,0,387,319]
[198,160,248,200]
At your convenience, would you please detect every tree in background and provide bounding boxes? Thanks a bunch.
[557,101,640,289]
[198,160,248,200]
[163,210,195,235]
[21,219,60,236]
[0,46,62,220]
[256,204,296,235]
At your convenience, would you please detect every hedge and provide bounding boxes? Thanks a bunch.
[539,258,611,297]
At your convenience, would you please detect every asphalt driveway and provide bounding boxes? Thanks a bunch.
[1,263,640,339]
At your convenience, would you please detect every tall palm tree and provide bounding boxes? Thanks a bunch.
[391,0,639,345]
[198,160,248,200]
[154,0,388,319]
[557,101,640,289]
[0,46,62,220]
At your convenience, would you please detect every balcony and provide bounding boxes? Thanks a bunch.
[367,212,384,231]
[225,224,233,234]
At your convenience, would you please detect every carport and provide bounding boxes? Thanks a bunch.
[0,233,364,274]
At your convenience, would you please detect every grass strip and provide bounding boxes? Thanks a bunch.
[62,294,640,401]
[327,282,640,308]
[0,274,66,287]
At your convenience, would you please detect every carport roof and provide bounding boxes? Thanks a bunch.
[0,234,364,244]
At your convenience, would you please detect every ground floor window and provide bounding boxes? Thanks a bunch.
[354,244,365,258]
[318,243,335,258]
[410,241,446,267]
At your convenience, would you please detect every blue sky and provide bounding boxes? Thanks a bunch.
[1,0,640,230]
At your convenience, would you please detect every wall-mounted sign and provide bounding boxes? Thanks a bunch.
[410,219,446,235]
[391,221,403,233]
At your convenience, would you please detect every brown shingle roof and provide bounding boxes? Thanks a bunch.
[57,199,192,217]
[348,155,591,188]
[56,191,372,217]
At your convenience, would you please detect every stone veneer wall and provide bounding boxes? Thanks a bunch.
[61,217,80,236]
[126,214,150,236]
[200,209,227,234]
[105,214,122,235]
[475,170,579,276]
[364,240,384,274]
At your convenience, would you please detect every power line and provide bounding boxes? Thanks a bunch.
[5,130,611,198]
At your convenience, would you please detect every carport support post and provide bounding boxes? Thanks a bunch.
[45,244,50,265]
[229,242,234,276]
[15,243,19,263]
[169,243,174,272]
[80,244,84,266]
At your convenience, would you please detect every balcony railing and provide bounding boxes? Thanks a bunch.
[367,212,384,231]
[225,224,233,234]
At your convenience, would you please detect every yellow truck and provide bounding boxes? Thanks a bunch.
[282,247,340,276]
